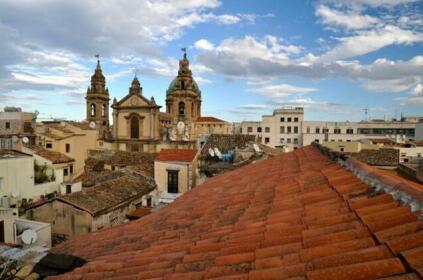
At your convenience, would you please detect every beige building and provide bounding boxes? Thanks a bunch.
[194,116,231,138]
[241,107,417,151]
[154,149,198,201]
[35,121,99,176]
[0,107,36,149]
[111,76,162,152]
[26,169,156,239]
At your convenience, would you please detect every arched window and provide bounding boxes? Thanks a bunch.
[178,101,185,115]
[130,116,139,139]
[181,81,185,90]
[102,104,106,117]
[90,104,96,117]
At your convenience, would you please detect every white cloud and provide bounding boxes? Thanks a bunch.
[412,83,423,96]
[194,39,215,51]
[318,25,423,62]
[248,84,318,99]
[316,5,379,30]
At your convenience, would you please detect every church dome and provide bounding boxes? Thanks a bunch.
[166,77,200,95]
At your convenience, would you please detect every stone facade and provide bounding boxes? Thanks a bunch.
[85,59,110,139]
[111,77,161,152]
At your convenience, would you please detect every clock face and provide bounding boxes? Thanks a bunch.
[177,121,185,130]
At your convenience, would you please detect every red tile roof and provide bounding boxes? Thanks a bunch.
[196,116,226,123]
[156,149,198,162]
[49,146,423,279]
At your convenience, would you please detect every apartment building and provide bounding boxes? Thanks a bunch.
[0,107,36,150]
[240,107,417,151]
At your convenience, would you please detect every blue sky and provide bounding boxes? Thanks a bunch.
[0,0,422,122]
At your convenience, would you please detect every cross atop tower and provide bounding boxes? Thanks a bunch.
[181,47,187,59]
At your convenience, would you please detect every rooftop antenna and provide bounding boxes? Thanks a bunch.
[362,108,369,121]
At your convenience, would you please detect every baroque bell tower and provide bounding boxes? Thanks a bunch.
[85,55,110,138]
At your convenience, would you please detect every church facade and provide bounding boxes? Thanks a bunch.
[85,52,231,153]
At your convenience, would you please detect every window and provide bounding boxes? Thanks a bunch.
[334,128,341,134]
[181,80,185,90]
[315,127,320,134]
[346,129,354,134]
[5,122,10,129]
[306,127,310,133]
[280,126,285,133]
[340,148,345,152]
[247,127,253,133]
[323,128,329,133]
[64,168,69,177]
[46,142,53,149]
[102,104,106,117]
[66,185,72,194]
[70,165,73,175]
[264,137,270,144]
[294,126,298,133]
[287,126,292,133]
[287,117,292,122]
[65,144,70,153]
[90,104,96,117]
[257,127,262,133]
[315,139,319,143]
[24,122,33,133]
[168,170,179,193]
[130,116,139,139]
[293,138,298,144]
[280,138,285,143]
[287,138,291,143]
[265,127,270,133]
[280,117,285,122]
[294,117,298,122]
[178,101,185,115]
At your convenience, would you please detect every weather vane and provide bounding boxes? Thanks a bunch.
[95,54,100,61]
[134,67,138,78]
[181,47,187,59]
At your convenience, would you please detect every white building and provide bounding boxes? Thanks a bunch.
[240,107,417,151]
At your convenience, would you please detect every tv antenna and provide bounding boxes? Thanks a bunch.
[362,108,369,121]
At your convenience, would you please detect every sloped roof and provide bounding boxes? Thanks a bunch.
[156,149,198,162]
[27,145,74,164]
[196,116,226,123]
[50,146,423,279]
[58,170,156,216]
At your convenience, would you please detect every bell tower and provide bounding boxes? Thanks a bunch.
[85,55,110,138]
[166,49,202,123]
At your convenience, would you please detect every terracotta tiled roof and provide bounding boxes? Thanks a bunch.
[0,149,31,158]
[156,149,198,162]
[27,145,74,164]
[50,146,423,279]
[196,116,226,123]
[58,170,156,216]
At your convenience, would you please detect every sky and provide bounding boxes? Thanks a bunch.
[0,0,422,122]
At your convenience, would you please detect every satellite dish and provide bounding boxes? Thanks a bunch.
[21,229,38,245]
[12,136,19,143]
[89,121,96,129]
[253,143,261,153]
[11,190,20,198]
[214,147,222,159]
[22,137,29,144]
[60,121,66,127]
[208,148,215,157]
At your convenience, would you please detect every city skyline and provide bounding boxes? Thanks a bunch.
[0,0,422,123]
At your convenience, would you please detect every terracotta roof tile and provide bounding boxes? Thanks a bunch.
[376,273,421,280]
[48,146,423,279]
[156,148,198,162]
[307,258,406,280]
[26,145,74,164]
[196,116,226,123]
